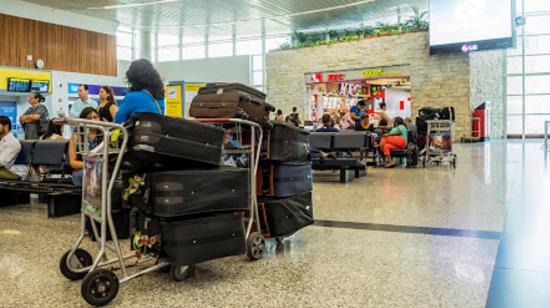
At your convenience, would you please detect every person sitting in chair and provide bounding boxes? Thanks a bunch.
[380,117,407,168]
[0,116,22,180]
[316,114,339,133]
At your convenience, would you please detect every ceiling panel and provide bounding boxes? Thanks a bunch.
[21,0,427,35]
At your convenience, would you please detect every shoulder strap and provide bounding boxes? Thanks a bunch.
[142,90,162,114]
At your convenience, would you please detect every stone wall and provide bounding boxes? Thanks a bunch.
[266,31,507,140]
[469,50,507,139]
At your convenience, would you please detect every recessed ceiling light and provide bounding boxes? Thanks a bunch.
[88,0,179,10]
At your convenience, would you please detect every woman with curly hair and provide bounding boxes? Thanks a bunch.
[114,59,165,123]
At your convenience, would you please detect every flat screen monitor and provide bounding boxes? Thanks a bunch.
[30,80,50,93]
[7,78,31,92]
[429,0,515,54]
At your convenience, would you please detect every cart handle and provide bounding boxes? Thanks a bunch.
[192,118,262,128]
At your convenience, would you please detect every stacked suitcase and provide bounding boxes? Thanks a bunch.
[257,122,314,238]
[122,112,249,268]
[190,82,275,126]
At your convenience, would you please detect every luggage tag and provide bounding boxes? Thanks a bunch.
[123,176,145,201]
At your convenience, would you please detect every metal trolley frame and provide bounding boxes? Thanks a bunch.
[58,118,174,306]
[193,118,266,261]
[420,120,457,168]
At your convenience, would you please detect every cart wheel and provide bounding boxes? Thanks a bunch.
[60,249,93,281]
[170,264,193,282]
[246,232,265,261]
[81,269,119,307]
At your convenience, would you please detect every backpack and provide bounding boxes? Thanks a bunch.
[406,143,419,168]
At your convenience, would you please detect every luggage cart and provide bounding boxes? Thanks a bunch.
[420,120,457,168]
[193,118,266,261]
[58,118,173,306]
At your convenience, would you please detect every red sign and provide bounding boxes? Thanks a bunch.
[327,73,345,81]
[310,73,323,83]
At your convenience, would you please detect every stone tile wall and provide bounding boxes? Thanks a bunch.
[266,31,506,140]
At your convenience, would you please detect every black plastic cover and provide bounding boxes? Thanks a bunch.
[123,113,224,171]
[264,123,310,162]
[161,213,246,265]
[260,192,314,237]
[129,167,250,217]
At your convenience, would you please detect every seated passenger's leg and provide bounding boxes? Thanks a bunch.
[0,167,22,180]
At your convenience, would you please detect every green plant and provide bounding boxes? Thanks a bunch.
[404,6,429,30]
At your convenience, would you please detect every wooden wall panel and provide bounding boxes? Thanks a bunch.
[0,13,117,76]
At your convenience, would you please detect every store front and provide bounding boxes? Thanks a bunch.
[305,66,411,126]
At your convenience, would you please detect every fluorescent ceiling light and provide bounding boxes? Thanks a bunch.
[88,0,179,10]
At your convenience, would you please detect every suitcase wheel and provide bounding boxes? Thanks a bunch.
[81,268,119,306]
[170,264,194,281]
[246,232,266,261]
[59,248,93,281]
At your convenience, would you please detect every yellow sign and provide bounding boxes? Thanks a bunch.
[165,84,183,118]
[0,67,52,92]
[362,69,401,78]
[185,83,206,92]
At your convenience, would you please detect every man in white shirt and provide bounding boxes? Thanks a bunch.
[69,84,97,118]
[0,116,22,180]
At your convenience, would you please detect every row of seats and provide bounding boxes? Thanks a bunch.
[309,132,370,183]
[15,140,70,173]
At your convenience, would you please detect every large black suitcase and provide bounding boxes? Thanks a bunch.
[161,213,246,265]
[127,168,250,217]
[259,192,313,237]
[86,208,131,241]
[123,113,224,171]
[263,123,310,162]
[257,162,313,197]
[131,211,246,265]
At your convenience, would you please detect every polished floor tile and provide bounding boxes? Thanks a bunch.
[1,141,549,307]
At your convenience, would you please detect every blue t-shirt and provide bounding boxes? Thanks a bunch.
[315,126,339,133]
[114,90,165,124]
[350,106,364,127]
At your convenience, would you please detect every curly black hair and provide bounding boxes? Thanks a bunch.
[125,59,165,100]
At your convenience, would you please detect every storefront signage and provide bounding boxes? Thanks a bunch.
[327,73,345,81]
[0,67,52,93]
[362,69,401,78]
[165,84,183,118]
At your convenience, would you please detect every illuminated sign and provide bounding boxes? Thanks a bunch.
[362,69,401,77]
[327,73,345,81]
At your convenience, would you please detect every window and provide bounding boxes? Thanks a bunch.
[116,31,132,48]
[182,28,205,44]
[116,26,136,60]
[182,45,206,60]
[117,46,132,61]
[252,55,263,71]
[236,39,262,55]
[158,33,179,47]
[253,71,263,86]
[157,47,179,62]
[266,36,289,52]
[208,42,233,58]
[209,26,233,41]
[506,3,550,137]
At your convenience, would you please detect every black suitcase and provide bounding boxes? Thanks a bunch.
[123,113,224,171]
[46,192,81,217]
[259,192,314,237]
[127,168,250,217]
[257,162,313,197]
[86,208,131,241]
[161,213,246,265]
[263,123,310,162]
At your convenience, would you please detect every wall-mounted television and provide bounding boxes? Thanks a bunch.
[30,80,50,93]
[7,78,31,92]
[429,0,515,54]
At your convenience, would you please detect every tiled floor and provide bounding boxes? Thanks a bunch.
[0,141,548,307]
